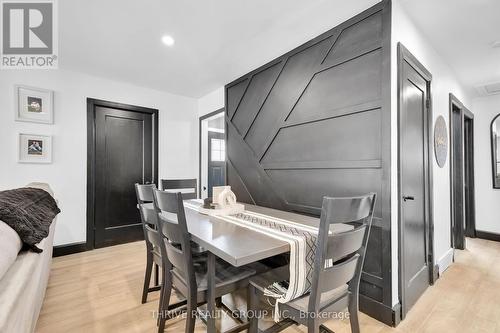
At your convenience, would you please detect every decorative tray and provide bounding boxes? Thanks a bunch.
[196,203,245,216]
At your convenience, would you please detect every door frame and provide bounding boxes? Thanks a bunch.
[397,43,435,319]
[86,98,159,250]
[464,113,476,239]
[198,108,225,197]
[449,93,476,250]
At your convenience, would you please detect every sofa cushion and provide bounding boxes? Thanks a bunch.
[0,221,22,280]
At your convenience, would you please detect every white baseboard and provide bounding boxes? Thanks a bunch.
[438,248,454,275]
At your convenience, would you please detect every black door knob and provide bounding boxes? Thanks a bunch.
[403,196,415,202]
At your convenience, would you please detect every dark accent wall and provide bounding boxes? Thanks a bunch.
[225,0,393,324]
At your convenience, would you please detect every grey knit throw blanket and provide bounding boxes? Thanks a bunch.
[0,187,60,253]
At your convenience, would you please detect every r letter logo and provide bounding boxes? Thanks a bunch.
[1,0,58,69]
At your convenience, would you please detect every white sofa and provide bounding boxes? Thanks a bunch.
[0,183,57,333]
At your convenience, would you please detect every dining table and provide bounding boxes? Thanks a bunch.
[174,200,353,333]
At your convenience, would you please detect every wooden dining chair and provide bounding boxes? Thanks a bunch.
[161,179,206,255]
[161,179,198,199]
[135,183,163,304]
[136,183,191,331]
[135,183,206,310]
[153,189,257,333]
[248,193,377,333]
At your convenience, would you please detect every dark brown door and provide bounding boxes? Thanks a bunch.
[450,99,476,244]
[450,105,465,249]
[88,99,158,248]
[400,60,431,315]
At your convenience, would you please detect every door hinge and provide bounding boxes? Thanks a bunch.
[426,98,431,109]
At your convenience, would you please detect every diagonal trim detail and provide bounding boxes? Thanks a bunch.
[227,157,256,205]
[229,78,252,121]
[258,46,383,163]
[320,9,383,64]
[226,120,289,209]
[243,59,288,139]
[256,43,335,162]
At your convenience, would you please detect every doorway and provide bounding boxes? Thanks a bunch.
[207,131,225,198]
[199,109,226,199]
[87,99,158,249]
[397,43,434,319]
[449,94,476,250]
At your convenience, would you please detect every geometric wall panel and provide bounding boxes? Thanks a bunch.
[323,11,383,66]
[265,168,383,216]
[262,109,382,166]
[226,78,249,119]
[225,0,392,323]
[287,50,382,124]
[232,62,282,136]
[243,35,337,158]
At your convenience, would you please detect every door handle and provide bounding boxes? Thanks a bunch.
[403,196,415,202]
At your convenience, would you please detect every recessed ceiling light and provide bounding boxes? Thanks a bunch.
[162,35,175,47]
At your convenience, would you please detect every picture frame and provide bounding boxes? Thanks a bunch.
[15,85,54,124]
[18,133,53,164]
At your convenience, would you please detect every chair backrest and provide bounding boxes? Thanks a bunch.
[138,203,165,253]
[161,179,198,200]
[135,183,155,204]
[153,189,197,291]
[135,183,162,250]
[308,193,376,313]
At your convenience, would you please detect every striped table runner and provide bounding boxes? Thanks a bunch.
[184,201,319,319]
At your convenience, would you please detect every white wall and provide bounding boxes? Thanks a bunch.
[0,69,198,246]
[198,87,224,117]
[472,94,500,235]
[392,0,472,305]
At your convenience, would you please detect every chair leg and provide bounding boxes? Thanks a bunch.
[158,265,172,332]
[185,294,197,333]
[348,294,360,333]
[248,285,258,333]
[157,268,164,328]
[307,319,320,333]
[154,264,160,286]
[142,253,153,304]
[319,324,335,333]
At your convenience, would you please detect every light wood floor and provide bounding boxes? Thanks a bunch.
[36,237,500,333]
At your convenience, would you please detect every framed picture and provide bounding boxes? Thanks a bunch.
[15,85,54,124]
[18,134,53,164]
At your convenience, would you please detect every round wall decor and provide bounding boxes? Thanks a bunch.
[434,115,448,168]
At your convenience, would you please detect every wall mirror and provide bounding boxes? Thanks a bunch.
[492,114,500,188]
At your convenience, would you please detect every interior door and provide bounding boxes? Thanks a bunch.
[451,106,465,249]
[92,102,157,248]
[400,61,430,315]
[207,131,225,198]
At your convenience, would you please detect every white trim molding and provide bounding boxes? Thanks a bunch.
[438,248,454,275]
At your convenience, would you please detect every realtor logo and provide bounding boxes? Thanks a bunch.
[1,0,58,69]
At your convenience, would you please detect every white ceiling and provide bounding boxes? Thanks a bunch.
[399,0,500,96]
[59,0,379,98]
[60,0,499,98]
